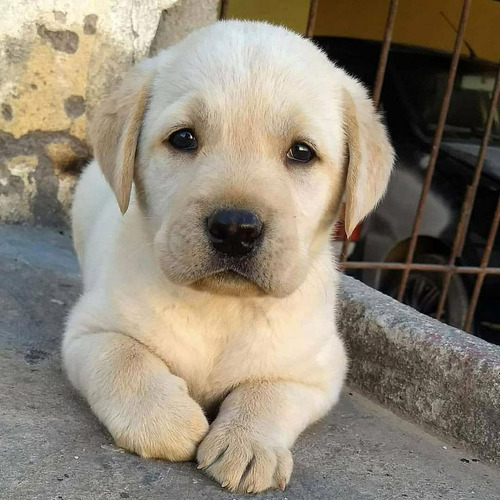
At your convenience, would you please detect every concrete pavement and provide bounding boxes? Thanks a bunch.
[1,224,499,499]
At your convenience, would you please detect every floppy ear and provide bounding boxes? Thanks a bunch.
[91,65,153,214]
[342,80,395,237]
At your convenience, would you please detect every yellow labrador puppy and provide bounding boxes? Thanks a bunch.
[63,21,393,493]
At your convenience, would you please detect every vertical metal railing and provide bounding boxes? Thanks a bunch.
[340,0,399,265]
[435,64,500,323]
[219,0,229,20]
[396,0,472,301]
[464,197,500,332]
[305,0,319,38]
[372,0,399,108]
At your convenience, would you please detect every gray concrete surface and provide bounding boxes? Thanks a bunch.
[339,274,500,464]
[1,223,500,499]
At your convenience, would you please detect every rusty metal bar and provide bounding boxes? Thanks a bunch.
[396,0,471,301]
[219,0,229,20]
[463,196,500,332]
[342,261,500,276]
[339,236,350,265]
[373,0,399,107]
[305,0,319,38]
[340,0,398,267]
[435,62,500,321]
[434,185,474,320]
[457,62,500,257]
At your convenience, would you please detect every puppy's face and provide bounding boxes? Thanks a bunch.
[93,22,394,297]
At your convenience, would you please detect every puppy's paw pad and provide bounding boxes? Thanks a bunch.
[197,429,293,493]
[113,396,209,462]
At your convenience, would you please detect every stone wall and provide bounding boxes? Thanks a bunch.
[0,0,220,226]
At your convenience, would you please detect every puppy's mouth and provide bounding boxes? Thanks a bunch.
[215,269,249,281]
[190,268,268,297]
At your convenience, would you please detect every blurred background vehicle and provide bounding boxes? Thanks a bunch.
[317,38,499,342]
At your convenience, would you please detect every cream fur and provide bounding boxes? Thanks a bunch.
[63,21,393,493]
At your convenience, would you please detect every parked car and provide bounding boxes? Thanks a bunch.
[317,37,500,343]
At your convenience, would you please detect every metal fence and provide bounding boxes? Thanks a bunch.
[220,0,500,334]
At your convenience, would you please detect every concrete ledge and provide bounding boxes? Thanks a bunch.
[338,275,500,464]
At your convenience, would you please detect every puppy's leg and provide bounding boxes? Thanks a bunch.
[197,379,341,493]
[63,330,209,461]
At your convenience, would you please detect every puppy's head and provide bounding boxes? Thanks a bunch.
[92,21,394,297]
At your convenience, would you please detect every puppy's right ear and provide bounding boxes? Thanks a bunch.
[91,63,154,214]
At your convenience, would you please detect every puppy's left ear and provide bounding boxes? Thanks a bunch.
[342,78,395,236]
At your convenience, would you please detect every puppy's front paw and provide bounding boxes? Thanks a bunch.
[197,426,293,493]
[111,389,209,462]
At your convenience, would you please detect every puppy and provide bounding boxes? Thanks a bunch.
[63,21,394,493]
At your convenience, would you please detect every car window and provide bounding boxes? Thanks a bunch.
[396,59,500,145]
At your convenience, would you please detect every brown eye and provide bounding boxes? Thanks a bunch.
[287,142,315,163]
[168,129,198,151]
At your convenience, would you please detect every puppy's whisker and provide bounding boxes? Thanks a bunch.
[125,240,156,262]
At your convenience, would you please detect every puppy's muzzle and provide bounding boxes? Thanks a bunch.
[206,208,263,257]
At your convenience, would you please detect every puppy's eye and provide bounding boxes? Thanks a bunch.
[287,142,315,163]
[167,129,198,151]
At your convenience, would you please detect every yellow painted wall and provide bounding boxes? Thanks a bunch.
[316,0,500,62]
[226,0,310,33]
[227,0,500,62]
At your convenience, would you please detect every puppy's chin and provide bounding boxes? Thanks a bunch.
[189,270,268,297]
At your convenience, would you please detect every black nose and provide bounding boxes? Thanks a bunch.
[206,209,263,257]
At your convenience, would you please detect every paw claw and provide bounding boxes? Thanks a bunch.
[197,426,293,493]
